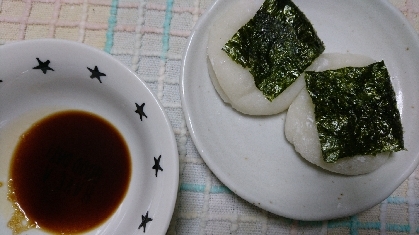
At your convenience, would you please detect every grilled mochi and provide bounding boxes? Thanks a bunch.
[285,53,404,175]
[207,0,324,115]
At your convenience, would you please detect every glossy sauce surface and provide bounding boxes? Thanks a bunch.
[9,110,131,234]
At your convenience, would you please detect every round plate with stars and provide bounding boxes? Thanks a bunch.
[181,0,419,221]
[0,39,178,234]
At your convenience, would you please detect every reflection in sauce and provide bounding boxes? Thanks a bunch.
[8,110,131,234]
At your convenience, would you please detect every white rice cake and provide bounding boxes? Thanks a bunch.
[207,0,305,115]
[285,53,390,175]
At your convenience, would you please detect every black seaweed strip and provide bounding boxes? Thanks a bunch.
[222,0,325,101]
[305,61,404,163]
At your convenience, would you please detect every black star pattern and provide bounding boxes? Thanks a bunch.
[152,155,163,177]
[135,103,147,121]
[87,66,106,83]
[138,211,153,233]
[33,58,54,74]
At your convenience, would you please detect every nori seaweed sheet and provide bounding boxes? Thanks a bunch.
[222,0,325,101]
[305,61,405,163]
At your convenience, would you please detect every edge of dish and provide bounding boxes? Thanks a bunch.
[180,0,419,221]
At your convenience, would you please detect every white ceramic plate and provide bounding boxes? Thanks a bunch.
[0,39,178,234]
[181,0,419,220]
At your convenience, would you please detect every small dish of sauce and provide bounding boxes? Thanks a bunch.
[8,110,131,234]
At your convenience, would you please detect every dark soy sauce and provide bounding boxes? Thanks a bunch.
[9,110,131,234]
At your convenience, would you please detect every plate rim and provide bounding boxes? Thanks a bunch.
[180,0,419,221]
[0,38,179,234]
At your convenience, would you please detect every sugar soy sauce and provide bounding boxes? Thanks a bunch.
[8,110,131,234]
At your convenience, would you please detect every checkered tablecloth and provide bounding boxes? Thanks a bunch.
[1,0,419,234]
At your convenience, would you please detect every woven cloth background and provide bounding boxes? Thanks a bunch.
[1,0,419,234]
